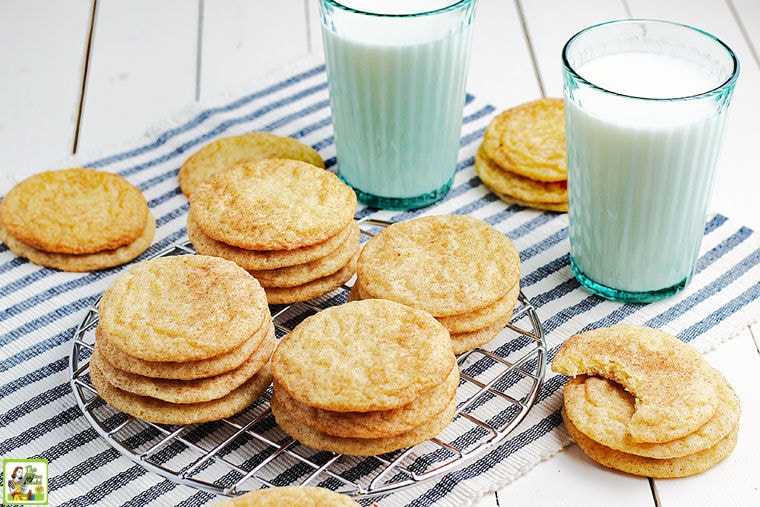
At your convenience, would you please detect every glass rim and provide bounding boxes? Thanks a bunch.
[561,18,740,101]
[320,0,474,18]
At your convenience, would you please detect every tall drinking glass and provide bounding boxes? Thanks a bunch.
[319,0,477,210]
[562,19,739,303]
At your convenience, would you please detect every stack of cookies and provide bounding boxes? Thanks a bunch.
[350,215,521,354]
[0,168,155,271]
[552,324,740,478]
[178,131,325,196]
[89,255,274,425]
[187,159,359,304]
[476,98,568,212]
[270,299,458,456]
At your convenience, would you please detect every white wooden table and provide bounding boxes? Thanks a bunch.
[1,1,758,506]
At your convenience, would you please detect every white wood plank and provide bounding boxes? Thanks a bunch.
[76,0,198,156]
[199,0,310,99]
[466,0,541,108]
[0,0,92,177]
[732,0,760,63]
[498,444,656,506]
[307,0,322,56]
[654,327,760,506]
[518,0,629,98]
[471,489,499,507]
[623,0,760,233]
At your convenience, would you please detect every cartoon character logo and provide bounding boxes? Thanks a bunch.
[7,466,26,500]
[4,460,47,504]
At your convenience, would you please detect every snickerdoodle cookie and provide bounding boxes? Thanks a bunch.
[553,324,720,443]
[98,255,270,362]
[216,486,360,507]
[482,98,566,183]
[189,160,355,251]
[179,132,324,196]
[187,159,358,304]
[270,299,458,456]
[353,214,521,353]
[0,168,154,270]
[553,324,740,478]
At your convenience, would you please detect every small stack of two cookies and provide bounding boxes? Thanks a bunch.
[0,168,155,271]
[350,215,521,354]
[90,255,274,425]
[553,324,740,478]
[476,98,568,212]
[187,159,359,305]
[270,299,458,456]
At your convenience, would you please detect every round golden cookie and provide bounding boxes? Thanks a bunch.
[98,255,270,362]
[352,277,518,334]
[93,330,274,404]
[95,319,273,380]
[178,132,325,196]
[449,310,515,355]
[357,215,521,317]
[270,363,459,439]
[263,253,356,305]
[0,211,155,272]
[563,374,740,459]
[188,159,357,251]
[89,357,272,425]
[250,222,360,288]
[432,278,519,334]
[474,144,568,207]
[552,324,720,443]
[0,168,150,254]
[562,406,739,478]
[491,190,569,213]
[217,486,360,507]
[274,398,457,456]
[271,299,455,412]
[482,98,567,182]
[187,214,356,270]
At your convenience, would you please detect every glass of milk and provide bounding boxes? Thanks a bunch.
[562,19,739,303]
[319,0,477,210]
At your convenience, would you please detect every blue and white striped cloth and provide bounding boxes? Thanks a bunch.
[2,56,759,506]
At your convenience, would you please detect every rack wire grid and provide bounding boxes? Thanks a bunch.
[69,217,547,500]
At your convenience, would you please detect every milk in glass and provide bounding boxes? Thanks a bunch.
[567,52,729,294]
[320,1,476,210]
[563,20,738,302]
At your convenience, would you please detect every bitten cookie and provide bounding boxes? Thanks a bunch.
[178,132,325,196]
[563,374,740,459]
[552,324,720,443]
[562,406,738,478]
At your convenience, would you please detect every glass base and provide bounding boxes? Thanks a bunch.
[570,256,689,303]
[338,174,454,211]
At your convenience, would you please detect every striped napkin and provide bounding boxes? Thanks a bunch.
[1,55,758,507]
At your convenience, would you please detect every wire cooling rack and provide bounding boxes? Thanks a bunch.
[69,218,547,500]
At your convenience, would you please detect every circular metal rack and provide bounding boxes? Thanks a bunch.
[70,217,547,500]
